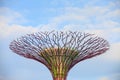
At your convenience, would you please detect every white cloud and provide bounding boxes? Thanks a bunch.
[48,2,120,30]
[63,6,109,17]
[0,24,39,39]
[0,76,13,80]
[101,42,120,62]
[111,28,120,33]
[99,77,109,80]
[0,7,60,39]
[0,2,120,51]
[1,1,120,39]
[106,9,120,18]
[0,7,36,39]
[98,73,120,80]
[38,23,58,31]
[0,7,27,24]
[50,14,86,25]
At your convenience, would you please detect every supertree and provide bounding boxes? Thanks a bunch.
[10,31,109,80]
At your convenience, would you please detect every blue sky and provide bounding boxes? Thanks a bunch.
[0,0,120,80]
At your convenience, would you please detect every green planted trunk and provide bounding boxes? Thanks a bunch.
[53,77,66,80]
[39,48,79,80]
[50,59,68,80]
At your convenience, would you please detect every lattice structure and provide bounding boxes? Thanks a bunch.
[10,31,109,80]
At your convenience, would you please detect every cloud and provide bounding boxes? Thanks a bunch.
[50,13,86,25]
[0,2,120,58]
[99,73,120,80]
[99,77,109,80]
[0,7,60,39]
[0,24,39,39]
[101,42,120,62]
[0,7,40,39]
[48,1,120,30]
[0,76,13,80]
[1,1,120,39]
[0,7,27,24]
[38,23,59,31]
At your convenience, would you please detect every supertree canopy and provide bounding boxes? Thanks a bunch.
[10,31,109,80]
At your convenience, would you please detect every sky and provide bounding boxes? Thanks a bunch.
[0,0,120,80]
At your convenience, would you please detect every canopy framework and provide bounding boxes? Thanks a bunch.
[10,31,109,80]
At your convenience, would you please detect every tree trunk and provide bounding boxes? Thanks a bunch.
[53,77,66,80]
[51,70,68,80]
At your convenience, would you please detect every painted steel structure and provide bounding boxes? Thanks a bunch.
[10,31,109,80]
